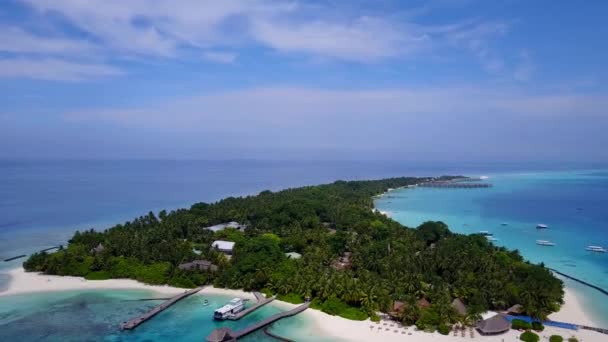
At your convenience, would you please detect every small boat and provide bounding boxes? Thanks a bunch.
[501,223,508,226]
[487,236,499,242]
[586,246,607,253]
[536,224,549,229]
[201,299,209,306]
[536,240,556,246]
[479,231,493,236]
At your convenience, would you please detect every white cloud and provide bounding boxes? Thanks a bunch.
[203,51,237,64]
[0,58,123,81]
[0,26,97,55]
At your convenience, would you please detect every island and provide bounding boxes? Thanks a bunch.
[23,176,564,335]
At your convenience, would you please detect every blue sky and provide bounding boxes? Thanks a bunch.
[0,0,607,162]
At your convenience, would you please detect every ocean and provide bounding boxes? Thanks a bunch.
[375,170,608,327]
[1,160,607,340]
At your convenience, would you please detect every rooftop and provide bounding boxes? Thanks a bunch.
[212,240,236,251]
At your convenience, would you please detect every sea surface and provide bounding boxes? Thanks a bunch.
[1,160,607,340]
[375,170,608,327]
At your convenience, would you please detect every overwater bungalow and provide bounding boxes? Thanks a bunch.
[476,314,510,335]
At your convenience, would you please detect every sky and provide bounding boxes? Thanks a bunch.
[0,0,607,162]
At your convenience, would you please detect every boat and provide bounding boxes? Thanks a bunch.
[501,223,508,226]
[202,299,209,306]
[479,231,493,236]
[536,224,548,229]
[536,240,556,246]
[213,298,245,320]
[487,236,499,242]
[586,246,607,253]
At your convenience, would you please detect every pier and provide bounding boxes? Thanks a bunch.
[4,246,60,262]
[224,291,275,320]
[549,268,608,297]
[206,302,311,342]
[419,181,492,188]
[120,286,204,330]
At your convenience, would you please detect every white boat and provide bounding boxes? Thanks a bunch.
[586,246,607,253]
[536,240,555,246]
[479,231,493,236]
[536,224,548,229]
[487,236,499,242]
[214,298,245,320]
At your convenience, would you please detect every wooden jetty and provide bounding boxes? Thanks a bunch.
[206,302,311,342]
[549,268,608,297]
[4,246,60,262]
[3,254,26,262]
[120,286,204,330]
[419,181,492,188]
[225,291,275,320]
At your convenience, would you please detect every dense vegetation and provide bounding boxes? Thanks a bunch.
[24,176,564,328]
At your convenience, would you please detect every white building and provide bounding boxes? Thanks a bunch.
[212,240,235,254]
[204,221,247,233]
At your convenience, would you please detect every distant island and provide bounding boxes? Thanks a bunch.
[23,176,563,333]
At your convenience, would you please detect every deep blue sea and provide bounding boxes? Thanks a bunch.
[1,160,607,340]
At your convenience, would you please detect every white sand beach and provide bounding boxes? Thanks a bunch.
[1,267,605,342]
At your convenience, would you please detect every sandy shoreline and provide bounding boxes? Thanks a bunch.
[1,267,605,342]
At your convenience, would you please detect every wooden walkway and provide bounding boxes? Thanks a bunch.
[225,291,276,320]
[206,302,310,341]
[419,182,492,188]
[120,286,204,330]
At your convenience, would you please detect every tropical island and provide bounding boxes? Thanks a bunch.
[23,176,564,334]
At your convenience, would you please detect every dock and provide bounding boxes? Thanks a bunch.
[206,302,310,342]
[120,286,204,330]
[419,181,492,188]
[4,246,61,262]
[224,291,275,320]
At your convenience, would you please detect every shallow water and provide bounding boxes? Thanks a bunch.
[375,170,608,327]
[0,289,336,342]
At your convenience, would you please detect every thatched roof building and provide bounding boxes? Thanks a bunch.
[507,304,524,315]
[451,298,467,316]
[417,298,431,309]
[90,243,105,254]
[392,301,406,312]
[476,314,510,335]
[206,327,235,342]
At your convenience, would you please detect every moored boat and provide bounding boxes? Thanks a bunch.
[214,298,245,320]
[586,246,607,253]
[536,224,548,229]
[536,240,555,246]
[479,230,493,236]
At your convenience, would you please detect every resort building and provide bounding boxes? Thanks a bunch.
[451,298,467,316]
[331,251,352,270]
[90,243,105,254]
[285,252,302,259]
[506,304,525,315]
[212,240,235,254]
[417,298,431,309]
[476,314,511,335]
[204,221,247,233]
[178,260,218,272]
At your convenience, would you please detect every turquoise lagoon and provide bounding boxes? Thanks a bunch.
[0,289,334,342]
[375,170,608,327]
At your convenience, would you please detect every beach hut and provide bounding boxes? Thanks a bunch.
[507,304,524,315]
[476,314,510,335]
